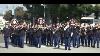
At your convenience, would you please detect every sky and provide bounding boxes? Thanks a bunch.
[0,4,27,15]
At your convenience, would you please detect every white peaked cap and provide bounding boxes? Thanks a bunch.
[90,23,94,27]
[38,18,43,19]
[71,24,75,26]
[64,25,69,31]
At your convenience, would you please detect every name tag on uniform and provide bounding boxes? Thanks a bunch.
[71,32,73,37]
[53,32,55,34]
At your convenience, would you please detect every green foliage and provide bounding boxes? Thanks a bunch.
[23,4,96,23]
[3,10,13,21]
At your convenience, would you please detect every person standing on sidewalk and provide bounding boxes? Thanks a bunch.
[3,23,11,48]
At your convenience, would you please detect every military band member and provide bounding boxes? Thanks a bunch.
[28,26,33,45]
[59,27,64,46]
[42,28,47,45]
[64,26,71,50]
[32,28,37,47]
[3,18,100,50]
[36,28,42,48]
[49,28,53,46]
[54,28,61,48]
[14,25,20,46]
[87,26,93,47]
[11,24,16,46]
[75,25,80,48]
[26,24,30,44]
[70,24,76,47]
[18,24,26,48]
[92,26,97,48]
[95,27,100,48]
[3,23,11,48]
[84,26,88,47]
[46,28,50,46]
[80,27,85,46]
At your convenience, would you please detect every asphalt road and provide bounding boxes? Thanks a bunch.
[0,34,100,53]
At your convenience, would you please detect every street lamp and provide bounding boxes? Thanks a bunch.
[41,4,46,19]
[92,4,96,23]
[29,5,33,23]
[92,4,96,7]
[30,5,32,7]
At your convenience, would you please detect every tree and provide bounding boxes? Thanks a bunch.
[57,5,69,22]
[46,4,60,24]
[3,10,13,21]
[23,4,44,18]
[93,4,100,19]
[15,6,25,20]
[23,4,95,23]
[66,4,94,20]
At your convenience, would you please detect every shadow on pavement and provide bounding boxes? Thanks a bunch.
[53,47,65,50]
[0,46,3,48]
[26,44,36,47]
[58,48,65,50]
[0,46,7,48]
[46,45,52,47]
[9,43,17,47]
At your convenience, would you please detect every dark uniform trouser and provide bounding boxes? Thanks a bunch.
[81,36,85,46]
[75,35,80,47]
[10,36,13,44]
[72,36,76,47]
[19,35,25,48]
[36,37,41,48]
[65,37,71,50]
[13,35,17,45]
[42,35,46,45]
[31,36,36,46]
[92,36,95,47]
[26,34,29,44]
[14,35,19,46]
[52,34,55,46]
[4,36,9,48]
[10,35,12,42]
[29,35,32,45]
[93,37,100,48]
[11,34,15,44]
[96,38,100,48]
[47,37,50,46]
[54,37,60,48]
[61,37,64,45]
[47,36,53,46]
[33,37,37,47]
[87,36,92,47]
[50,36,53,46]
[84,36,87,47]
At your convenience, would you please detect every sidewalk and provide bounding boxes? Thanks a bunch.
[0,43,100,53]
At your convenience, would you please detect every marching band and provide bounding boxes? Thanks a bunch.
[2,18,100,50]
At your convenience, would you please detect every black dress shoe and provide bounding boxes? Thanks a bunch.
[92,46,95,48]
[76,47,79,48]
[58,46,60,48]
[5,47,8,48]
[82,45,84,47]
[93,47,95,48]
[20,46,24,48]
[39,46,41,48]
[68,49,71,50]
[97,47,99,48]
[51,45,53,47]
